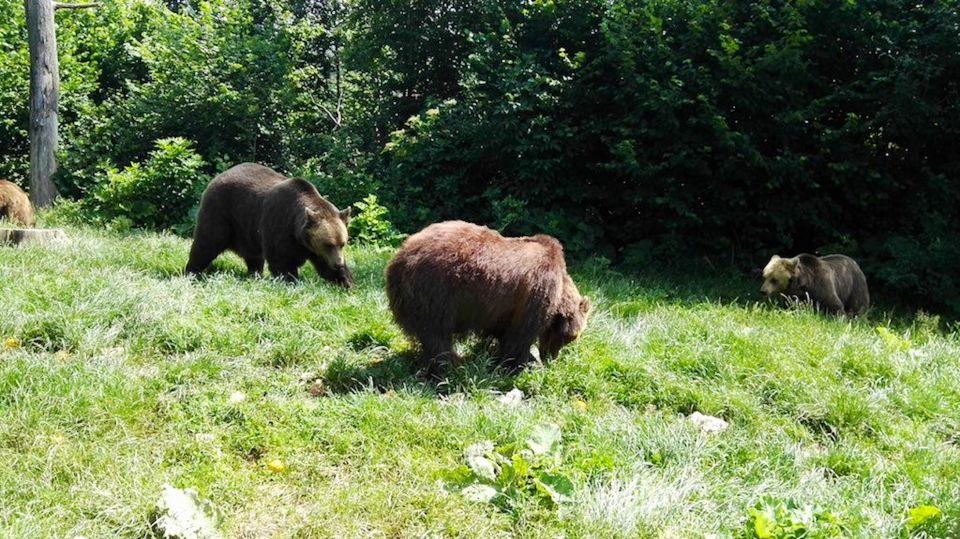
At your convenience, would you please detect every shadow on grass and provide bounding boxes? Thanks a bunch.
[155,249,391,287]
[323,343,519,397]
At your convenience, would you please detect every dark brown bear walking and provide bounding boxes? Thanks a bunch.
[385,220,591,376]
[185,163,353,287]
[0,180,36,227]
[760,254,870,315]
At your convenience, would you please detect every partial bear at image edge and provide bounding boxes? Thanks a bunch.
[185,163,353,288]
[0,180,36,228]
[385,220,591,377]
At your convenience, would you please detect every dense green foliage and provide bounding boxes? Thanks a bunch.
[1,0,958,311]
[1,225,958,536]
[88,137,208,232]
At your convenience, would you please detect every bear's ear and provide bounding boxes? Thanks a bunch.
[782,257,799,275]
[339,207,351,224]
[579,297,591,314]
[305,207,319,223]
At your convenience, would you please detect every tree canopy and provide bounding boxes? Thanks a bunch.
[2,0,958,312]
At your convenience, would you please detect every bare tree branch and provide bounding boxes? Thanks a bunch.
[53,2,100,9]
[316,100,343,128]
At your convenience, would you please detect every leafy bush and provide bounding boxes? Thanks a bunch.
[446,424,574,513]
[347,194,404,247]
[359,0,960,313]
[38,199,90,229]
[89,138,208,232]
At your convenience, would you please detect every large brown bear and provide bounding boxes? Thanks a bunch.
[0,180,35,227]
[760,253,870,315]
[385,220,591,375]
[185,163,353,287]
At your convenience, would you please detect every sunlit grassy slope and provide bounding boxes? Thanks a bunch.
[0,224,957,538]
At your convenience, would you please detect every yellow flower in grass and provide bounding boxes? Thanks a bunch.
[266,459,287,473]
[4,337,19,349]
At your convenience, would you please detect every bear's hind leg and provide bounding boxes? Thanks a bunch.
[269,264,300,281]
[419,331,461,378]
[817,292,845,315]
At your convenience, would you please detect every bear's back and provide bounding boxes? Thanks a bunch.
[263,177,337,216]
[398,221,563,271]
[387,221,567,322]
[208,163,286,196]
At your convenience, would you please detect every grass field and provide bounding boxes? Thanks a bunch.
[0,223,958,538]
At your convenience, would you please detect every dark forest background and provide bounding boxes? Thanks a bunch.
[1,0,958,312]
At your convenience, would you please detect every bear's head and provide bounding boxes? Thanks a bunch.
[760,254,799,297]
[304,205,353,288]
[539,275,591,360]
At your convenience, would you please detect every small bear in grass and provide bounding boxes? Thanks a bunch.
[385,220,591,376]
[185,163,353,287]
[760,253,869,315]
[0,180,35,227]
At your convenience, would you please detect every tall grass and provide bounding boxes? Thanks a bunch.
[0,225,957,537]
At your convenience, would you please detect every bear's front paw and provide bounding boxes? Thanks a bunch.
[335,265,354,289]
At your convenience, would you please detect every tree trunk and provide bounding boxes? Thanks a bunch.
[25,0,60,208]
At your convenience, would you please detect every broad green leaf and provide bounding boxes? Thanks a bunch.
[533,472,573,505]
[511,452,529,481]
[749,507,776,539]
[906,505,941,529]
[876,326,910,351]
[526,424,561,455]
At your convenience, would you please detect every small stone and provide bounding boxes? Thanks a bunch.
[195,433,215,444]
[498,388,524,406]
[228,391,246,404]
[308,380,326,397]
[688,412,729,433]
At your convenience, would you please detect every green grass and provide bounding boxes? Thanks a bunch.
[1,224,958,538]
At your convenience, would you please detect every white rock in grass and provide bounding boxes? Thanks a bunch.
[687,412,729,433]
[498,388,525,406]
[152,485,222,539]
[228,391,245,404]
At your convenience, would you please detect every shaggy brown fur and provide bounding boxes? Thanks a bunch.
[761,253,870,315]
[0,180,35,227]
[185,163,353,287]
[385,221,591,375]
